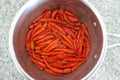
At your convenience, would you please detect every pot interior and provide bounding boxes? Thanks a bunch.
[13,0,103,80]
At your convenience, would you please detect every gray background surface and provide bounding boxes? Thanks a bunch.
[0,0,120,80]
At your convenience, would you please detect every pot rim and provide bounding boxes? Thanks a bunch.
[9,0,107,80]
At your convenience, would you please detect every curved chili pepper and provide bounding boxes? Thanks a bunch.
[58,32,73,46]
[26,42,31,53]
[43,39,59,52]
[78,39,83,57]
[29,25,34,29]
[33,31,50,41]
[39,18,67,24]
[46,41,60,52]
[36,40,53,46]
[29,22,41,29]
[61,40,73,49]
[52,32,59,39]
[65,10,75,17]
[35,45,46,50]
[32,54,44,63]
[73,39,77,50]
[43,10,51,18]
[63,26,76,39]
[67,35,73,45]
[63,68,72,74]
[66,14,78,23]
[83,42,90,57]
[72,61,85,71]
[47,54,73,63]
[51,10,58,18]
[44,68,62,75]
[44,57,63,74]
[50,61,63,68]
[31,57,46,68]
[26,29,33,42]
[49,22,66,34]
[62,62,78,68]
[26,29,33,52]
[64,12,81,26]
[81,23,89,38]
[32,23,42,36]
[33,22,41,26]
[47,24,57,32]
[35,35,54,44]
[32,22,47,37]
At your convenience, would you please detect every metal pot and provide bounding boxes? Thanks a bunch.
[9,0,107,80]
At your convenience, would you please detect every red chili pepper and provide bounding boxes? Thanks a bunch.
[32,23,42,36]
[49,22,66,34]
[50,61,63,68]
[61,39,73,49]
[58,32,73,47]
[63,26,76,39]
[43,10,51,18]
[32,22,47,37]
[63,68,72,74]
[72,61,85,71]
[29,25,34,29]
[32,53,44,62]
[39,18,67,24]
[35,35,54,44]
[44,68,62,75]
[26,29,33,42]
[51,10,58,18]
[31,57,46,68]
[36,40,53,46]
[44,57,63,74]
[78,39,83,57]
[45,41,60,52]
[64,12,81,26]
[47,24,57,32]
[65,10,75,17]
[83,42,90,57]
[43,39,59,52]
[62,62,78,68]
[47,54,73,62]
[35,45,45,50]
[65,11,78,23]
[26,29,33,52]
[33,31,50,41]
[81,24,88,31]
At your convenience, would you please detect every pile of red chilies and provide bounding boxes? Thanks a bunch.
[26,9,90,75]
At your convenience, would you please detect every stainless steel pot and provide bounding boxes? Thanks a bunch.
[9,0,107,80]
